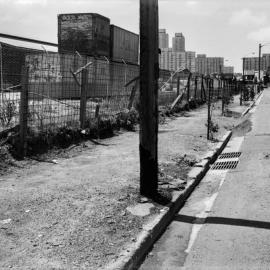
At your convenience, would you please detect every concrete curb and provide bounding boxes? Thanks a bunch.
[103,131,232,270]
[241,91,263,117]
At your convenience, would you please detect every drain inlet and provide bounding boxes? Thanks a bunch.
[211,160,239,170]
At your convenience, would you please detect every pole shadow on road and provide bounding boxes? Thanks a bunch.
[174,214,270,230]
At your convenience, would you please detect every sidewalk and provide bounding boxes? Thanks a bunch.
[182,89,270,269]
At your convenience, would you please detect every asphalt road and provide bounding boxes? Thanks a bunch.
[140,89,270,270]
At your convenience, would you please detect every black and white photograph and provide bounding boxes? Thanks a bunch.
[0,0,270,269]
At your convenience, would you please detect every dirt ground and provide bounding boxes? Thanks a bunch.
[0,97,254,270]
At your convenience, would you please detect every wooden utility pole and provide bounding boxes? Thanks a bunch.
[201,75,206,101]
[259,44,262,81]
[207,78,211,140]
[139,0,159,198]
[80,68,87,129]
[194,76,197,101]
[222,79,226,115]
[19,66,29,159]
[186,72,191,109]
[176,76,180,96]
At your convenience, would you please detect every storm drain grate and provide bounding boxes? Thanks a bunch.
[218,152,242,159]
[211,160,239,170]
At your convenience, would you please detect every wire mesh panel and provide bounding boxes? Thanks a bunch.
[158,69,189,107]
[86,59,139,121]
[26,53,85,133]
[0,43,25,132]
[4,41,243,147]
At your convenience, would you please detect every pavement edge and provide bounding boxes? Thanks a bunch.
[103,130,232,270]
[241,91,263,117]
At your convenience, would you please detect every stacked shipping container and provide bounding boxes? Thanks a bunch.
[58,13,139,64]
[1,12,140,100]
[58,13,111,57]
[110,25,139,64]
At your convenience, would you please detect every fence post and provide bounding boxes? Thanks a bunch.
[80,68,87,129]
[128,79,139,110]
[218,79,221,98]
[207,78,211,140]
[194,76,197,101]
[187,73,191,109]
[240,80,243,105]
[201,76,206,101]
[109,61,114,98]
[222,79,225,115]
[139,0,159,198]
[201,76,203,100]
[95,104,100,139]
[93,58,97,96]
[0,44,3,90]
[176,76,180,96]
[19,66,29,159]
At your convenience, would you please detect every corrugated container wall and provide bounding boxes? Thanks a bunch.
[58,13,110,57]
[110,25,139,64]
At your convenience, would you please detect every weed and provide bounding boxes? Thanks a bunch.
[0,101,17,127]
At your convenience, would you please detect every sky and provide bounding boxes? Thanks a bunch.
[0,0,270,72]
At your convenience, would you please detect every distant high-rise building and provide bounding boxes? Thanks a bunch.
[159,29,169,49]
[243,57,261,74]
[159,48,186,71]
[195,55,224,74]
[185,51,196,72]
[172,33,185,52]
[243,54,270,74]
[159,33,196,72]
[263,54,270,74]
[159,48,173,70]
[195,54,207,74]
[207,57,224,74]
[175,52,186,71]
[223,66,234,74]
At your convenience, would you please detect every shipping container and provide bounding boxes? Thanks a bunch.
[58,13,110,57]
[110,25,139,64]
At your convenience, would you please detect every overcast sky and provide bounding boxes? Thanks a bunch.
[0,0,270,72]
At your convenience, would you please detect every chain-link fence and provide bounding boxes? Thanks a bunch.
[0,43,31,132]
[158,70,205,109]
[1,41,260,155]
[0,47,191,138]
[24,53,141,133]
[204,76,261,140]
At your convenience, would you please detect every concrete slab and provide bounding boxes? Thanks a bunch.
[126,203,155,217]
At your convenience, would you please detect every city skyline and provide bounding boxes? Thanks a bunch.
[0,0,270,72]
[159,30,231,74]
